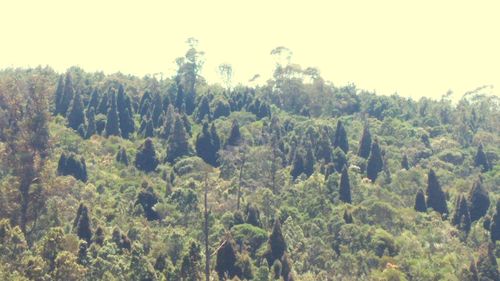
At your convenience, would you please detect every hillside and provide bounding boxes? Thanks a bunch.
[0,48,499,280]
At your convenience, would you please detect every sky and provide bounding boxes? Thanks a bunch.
[0,0,499,100]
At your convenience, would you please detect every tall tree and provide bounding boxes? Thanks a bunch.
[67,92,85,131]
[215,238,238,280]
[339,166,352,204]
[474,143,491,172]
[291,151,304,180]
[265,219,287,266]
[117,86,134,138]
[333,120,349,153]
[134,138,159,173]
[426,169,448,215]
[401,153,410,170]
[414,189,427,212]
[166,115,190,163]
[476,244,499,281]
[452,194,471,233]
[85,107,96,139]
[357,124,372,159]
[54,75,64,115]
[490,201,500,243]
[467,177,490,223]
[366,140,383,182]
[60,72,74,116]
[226,119,241,147]
[76,205,92,244]
[196,122,217,166]
[303,145,315,177]
[104,91,121,137]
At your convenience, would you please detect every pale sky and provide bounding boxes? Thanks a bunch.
[1,0,499,100]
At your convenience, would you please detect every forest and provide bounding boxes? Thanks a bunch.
[0,42,499,281]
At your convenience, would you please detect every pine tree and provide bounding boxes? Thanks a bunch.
[67,92,85,130]
[57,153,88,182]
[104,91,121,137]
[343,209,353,224]
[476,244,499,281]
[196,122,217,166]
[333,120,349,153]
[332,147,347,173]
[245,204,261,227]
[265,219,287,266]
[316,131,332,164]
[54,75,65,115]
[226,119,241,147]
[60,72,74,116]
[366,140,383,182]
[97,92,109,115]
[303,145,315,177]
[159,104,176,139]
[94,226,104,246]
[85,107,96,139]
[77,241,89,266]
[76,205,92,244]
[166,115,190,163]
[474,143,491,172]
[210,123,221,154]
[452,194,471,233]
[195,95,211,122]
[401,153,410,170]
[116,147,129,166]
[414,189,427,212]
[357,124,372,159]
[117,86,134,138]
[142,118,154,138]
[151,93,163,128]
[426,169,448,215]
[490,201,500,242]
[215,238,238,280]
[77,124,86,138]
[291,151,304,180]
[134,138,159,173]
[467,177,490,223]
[87,88,100,112]
[136,186,160,221]
[339,166,352,203]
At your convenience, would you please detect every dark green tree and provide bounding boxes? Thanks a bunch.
[159,104,176,139]
[452,194,471,233]
[85,107,96,139]
[87,88,100,112]
[215,238,238,280]
[339,166,351,203]
[57,153,88,182]
[333,120,349,153]
[332,147,347,173]
[180,241,202,281]
[426,169,448,215]
[196,122,218,166]
[134,138,159,173]
[467,177,490,223]
[343,209,353,224]
[166,115,190,163]
[303,145,315,177]
[265,219,286,267]
[104,91,121,137]
[226,119,241,147]
[401,153,410,170]
[116,147,129,166]
[366,140,383,182]
[357,124,372,159]
[474,143,491,172]
[414,189,427,212]
[290,151,304,180]
[476,244,499,281]
[136,186,160,221]
[117,86,135,138]
[490,201,500,242]
[60,72,74,116]
[54,75,64,115]
[195,95,211,122]
[76,205,92,244]
[67,92,85,131]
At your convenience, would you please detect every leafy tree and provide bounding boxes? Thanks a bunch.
[474,143,491,172]
[425,169,448,215]
[467,177,490,223]
[104,91,121,137]
[358,124,372,159]
[67,91,85,130]
[366,140,383,182]
[180,241,202,281]
[414,189,427,212]
[333,120,349,153]
[339,166,352,203]
[134,138,159,173]
[166,115,190,163]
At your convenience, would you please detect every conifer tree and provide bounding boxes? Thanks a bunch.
[195,95,211,122]
[357,124,372,159]
[54,75,64,115]
[339,166,352,204]
[333,120,349,153]
[116,147,129,166]
[401,153,410,170]
[467,177,490,223]
[142,118,154,138]
[366,140,383,182]
[159,104,176,139]
[87,88,100,112]
[77,124,86,138]
[332,147,347,173]
[452,194,471,233]
[104,91,121,137]
[196,122,217,166]
[476,244,499,280]
[265,219,287,266]
[226,119,241,147]
[94,226,105,246]
[245,204,261,227]
[85,107,96,139]
[343,209,353,224]
[76,205,92,244]
[60,72,74,116]
[134,138,159,173]
[117,86,134,138]
[77,241,89,266]
[151,93,163,128]
[490,201,500,242]
[303,145,315,177]
[215,238,238,280]
[67,92,85,130]
[291,151,304,180]
[166,115,190,163]
[57,153,88,182]
[316,131,332,164]
[414,189,427,212]
[97,92,109,115]
[474,143,491,172]
[136,186,160,221]
[180,242,202,281]
[426,169,448,215]
[210,123,221,154]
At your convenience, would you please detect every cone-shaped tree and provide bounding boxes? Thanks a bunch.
[136,186,160,221]
[105,91,121,137]
[414,189,427,212]
[94,226,104,246]
[159,104,176,139]
[333,120,349,153]
[73,203,84,229]
[367,140,384,182]
[180,241,202,281]
[226,119,241,147]
[134,138,159,173]
[358,125,372,159]
[60,72,74,116]
[165,115,190,163]
[195,95,211,122]
[316,131,332,164]
[54,75,65,115]
[425,169,448,215]
[343,209,353,224]
[67,92,85,130]
[215,238,238,280]
[476,244,499,280]
[210,123,221,153]
[401,154,410,170]
[142,119,154,138]
[452,194,471,233]
[468,177,490,223]
[151,93,163,128]
[265,219,287,266]
[291,152,304,180]
[339,166,352,204]
[76,205,92,244]
[332,147,347,173]
[491,201,500,242]
[97,92,109,115]
[474,143,491,172]
[303,145,315,177]
[195,122,217,166]
[117,87,134,138]
[116,147,129,166]
[245,204,261,227]
[85,107,96,139]
[87,88,100,112]
[57,153,88,182]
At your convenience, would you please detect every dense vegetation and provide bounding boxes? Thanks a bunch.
[0,43,499,280]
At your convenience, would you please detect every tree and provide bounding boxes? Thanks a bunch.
[136,185,160,221]
[490,201,500,243]
[104,91,121,137]
[332,147,347,173]
[195,95,211,122]
[134,138,159,173]
[54,75,64,115]
[452,194,471,233]
[475,244,499,281]
[57,153,88,182]
[76,205,92,244]
[366,140,383,182]
[333,120,349,153]
[218,63,233,90]
[339,166,352,204]
[85,107,96,139]
[226,119,241,147]
[401,153,410,170]
[196,122,217,166]
[426,169,448,215]
[467,177,490,223]
[60,72,74,116]
[159,104,176,139]
[414,189,427,212]
[117,86,135,138]
[215,238,238,280]
[67,91,85,131]
[166,115,190,163]
[474,143,491,172]
[180,242,202,281]
[343,209,353,224]
[303,145,315,177]
[265,219,286,266]
[116,147,129,166]
[290,151,304,180]
[358,124,372,159]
